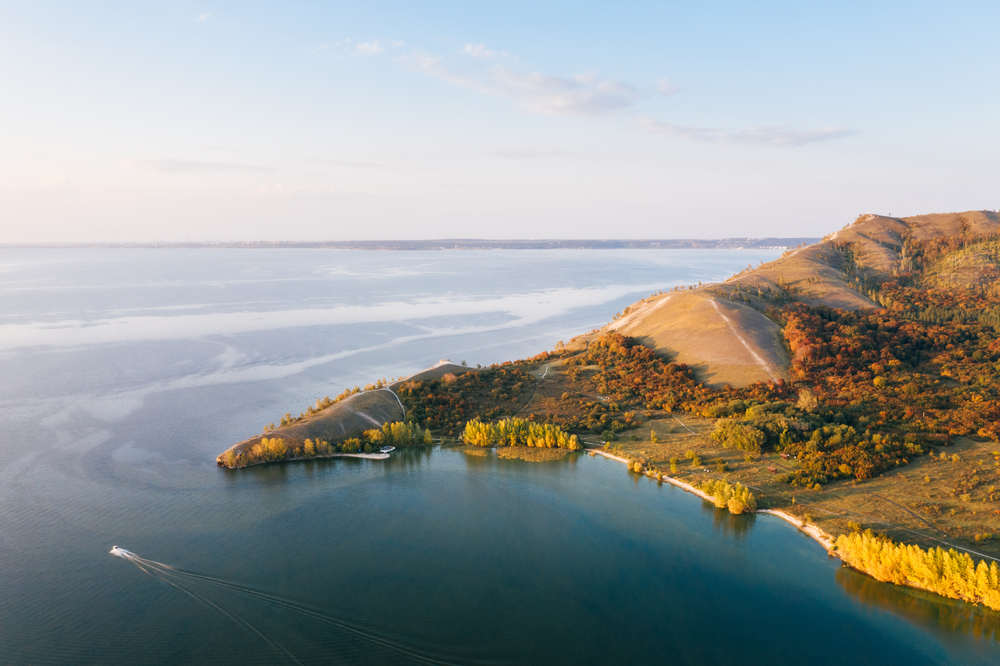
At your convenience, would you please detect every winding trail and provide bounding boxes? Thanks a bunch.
[708,299,779,382]
[379,387,407,417]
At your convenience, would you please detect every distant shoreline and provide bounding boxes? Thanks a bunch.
[0,238,818,251]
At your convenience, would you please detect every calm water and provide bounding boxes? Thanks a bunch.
[0,248,997,665]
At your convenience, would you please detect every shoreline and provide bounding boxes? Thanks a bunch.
[588,448,836,552]
[221,451,389,470]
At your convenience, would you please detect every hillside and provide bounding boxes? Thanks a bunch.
[217,361,475,466]
[593,210,1000,387]
[217,209,1000,611]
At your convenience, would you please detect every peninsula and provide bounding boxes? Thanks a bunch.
[218,210,1000,611]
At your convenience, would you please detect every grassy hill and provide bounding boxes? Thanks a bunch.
[218,210,1000,610]
[592,210,1000,388]
[217,361,476,465]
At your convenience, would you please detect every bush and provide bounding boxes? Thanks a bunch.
[711,419,766,455]
[699,480,757,514]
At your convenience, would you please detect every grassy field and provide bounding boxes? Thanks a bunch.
[591,409,1000,560]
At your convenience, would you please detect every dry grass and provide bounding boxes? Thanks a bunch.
[607,416,1000,559]
[598,291,790,388]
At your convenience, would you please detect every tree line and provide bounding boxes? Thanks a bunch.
[836,529,1000,611]
[463,417,582,450]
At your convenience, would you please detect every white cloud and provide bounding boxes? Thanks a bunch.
[463,43,510,59]
[397,43,853,144]
[123,159,277,174]
[253,183,381,203]
[400,47,641,117]
[635,117,857,147]
[484,149,570,160]
[195,13,211,22]
[657,78,679,95]
[19,177,77,197]
[311,38,401,58]
[354,40,384,56]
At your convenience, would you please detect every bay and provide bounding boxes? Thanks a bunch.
[0,248,996,665]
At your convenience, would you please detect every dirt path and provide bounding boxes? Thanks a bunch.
[868,493,949,536]
[708,299,779,382]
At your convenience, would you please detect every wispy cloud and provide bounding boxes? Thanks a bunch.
[123,159,277,174]
[306,158,392,169]
[253,183,381,203]
[483,149,570,160]
[310,38,402,57]
[354,40,384,56]
[196,145,241,152]
[19,177,78,197]
[396,42,854,146]
[635,117,857,147]
[195,13,211,22]
[657,78,679,95]
[399,46,641,117]
[463,43,510,59]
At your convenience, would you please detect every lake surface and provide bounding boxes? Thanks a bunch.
[0,248,997,665]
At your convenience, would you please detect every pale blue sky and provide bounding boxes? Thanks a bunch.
[2,1,997,242]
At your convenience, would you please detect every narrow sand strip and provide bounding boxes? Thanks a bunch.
[589,448,836,552]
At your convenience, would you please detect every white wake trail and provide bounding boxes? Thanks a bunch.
[114,548,303,665]
[111,547,462,666]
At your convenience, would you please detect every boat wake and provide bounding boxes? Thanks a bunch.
[109,546,462,666]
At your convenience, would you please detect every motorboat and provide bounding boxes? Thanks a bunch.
[379,446,396,453]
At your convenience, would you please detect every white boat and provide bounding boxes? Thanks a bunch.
[110,546,130,558]
[379,446,396,453]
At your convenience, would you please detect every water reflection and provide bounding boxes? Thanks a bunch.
[836,565,1000,643]
[700,502,756,541]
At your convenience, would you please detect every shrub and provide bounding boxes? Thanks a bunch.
[699,480,757,514]
[711,420,766,455]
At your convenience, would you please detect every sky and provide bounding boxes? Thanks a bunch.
[1,1,998,242]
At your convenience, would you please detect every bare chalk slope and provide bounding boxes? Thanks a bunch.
[605,291,789,388]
